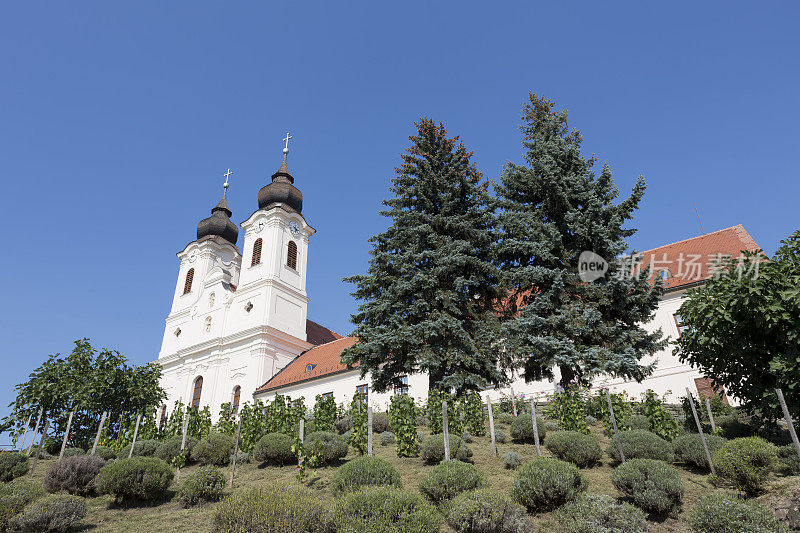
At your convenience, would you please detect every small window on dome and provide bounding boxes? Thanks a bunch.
[245,302,253,313]
[305,363,317,373]
[252,238,263,267]
[209,293,215,307]
[174,328,181,337]
[205,316,212,333]
[183,268,194,294]
[287,241,298,270]
[658,269,671,280]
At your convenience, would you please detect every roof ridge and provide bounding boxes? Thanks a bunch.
[638,224,746,254]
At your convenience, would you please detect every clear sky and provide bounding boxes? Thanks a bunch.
[1,2,798,431]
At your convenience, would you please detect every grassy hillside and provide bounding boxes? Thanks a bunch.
[19,419,800,532]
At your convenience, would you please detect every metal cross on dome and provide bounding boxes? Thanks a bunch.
[283,132,292,152]
[223,168,233,190]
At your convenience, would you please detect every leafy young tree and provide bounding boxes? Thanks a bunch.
[495,93,665,389]
[1,339,166,448]
[342,119,504,395]
[676,231,800,419]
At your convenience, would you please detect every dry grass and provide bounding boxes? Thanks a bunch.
[19,420,797,532]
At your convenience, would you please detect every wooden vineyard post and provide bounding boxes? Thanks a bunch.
[298,418,305,475]
[29,419,49,477]
[511,388,517,417]
[26,407,43,456]
[58,411,74,463]
[18,413,32,452]
[487,396,497,456]
[442,400,450,461]
[686,388,715,475]
[229,415,242,488]
[367,406,373,456]
[176,412,189,482]
[776,388,800,464]
[530,397,541,457]
[91,411,107,456]
[606,390,626,463]
[705,398,716,432]
[128,414,142,458]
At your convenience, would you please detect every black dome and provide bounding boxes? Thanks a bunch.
[197,193,239,245]
[258,155,303,213]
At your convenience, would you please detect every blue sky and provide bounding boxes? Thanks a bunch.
[1,2,798,430]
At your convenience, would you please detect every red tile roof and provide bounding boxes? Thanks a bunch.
[254,336,358,394]
[634,225,760,291]
[306,319,343,346]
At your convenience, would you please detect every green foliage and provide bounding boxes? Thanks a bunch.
[494,94,665,390]
[330,455,402,495]
[0,480,43,531]
[212,482,332,533]
[510,458,587,512]
[509,415,546,444]
[611,459,684,515]
[555,493,649,533]
[372,412,391,433]
[96,457,173,502]
[591,389,633,435]
[313,394,337,432]
[379,431,395,446]
[341,118,503,395]
[178,465,226,507]
[238,400,266,453]
[191,432,235,466]
[712,437,777,495]
[627,415,651,430]
[93,445,117,461]
[777,444,800,475]
[419,459,486,504]
[349,392,368,455]
[389,394,419,457]
[673,433,727,469]
[446,489,530,533]
[44,454,105,495]
[161,400,186,439]
[9,493,86,532]
[494,429,508,444]
[675,230,800,420]
[426,389,463,437]
[546,388,590,434]
[420,434,472,464]
[61,448,85,458]
[461,393,486,436]
[331,486,442,533]
[0,451,29,482]
[0,339,166,449]
[642,389,680,441]
[253,433,295,465]
[607,430,674,463]
[502,452,522,470]
[155,435,197,466]
[187,406,213,441]
[119,439,159,458]
[215,402,237,437]
[303,431,348,466]
[688,492,789,533]
[544,431,602,467]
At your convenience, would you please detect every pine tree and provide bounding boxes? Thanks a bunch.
[341,119,503,395]
[495,93,666,390]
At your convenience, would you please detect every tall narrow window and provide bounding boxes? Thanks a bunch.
[192,376,203,408]
[209,292,215,307]
[205,316,212,333]
[287,241,298,270]
[394,376,409,396]
[232,386,241,414]
[251,238,263,266]
[183,268,194,294]
[159,405,167,429]
[356,384,368,403]
[674,313,689,338]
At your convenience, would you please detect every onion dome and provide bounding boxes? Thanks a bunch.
[258,149,303,214]
[197,187,239,245]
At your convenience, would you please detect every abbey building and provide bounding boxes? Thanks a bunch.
[156,143,761,420]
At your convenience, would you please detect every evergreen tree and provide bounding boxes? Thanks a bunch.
[341,119,503,395]
[495,93,665,389]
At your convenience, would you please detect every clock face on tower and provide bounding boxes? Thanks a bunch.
[288,220,301,237]
[256,220,266,233]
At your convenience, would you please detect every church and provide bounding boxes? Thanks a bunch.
[154,139,761,421]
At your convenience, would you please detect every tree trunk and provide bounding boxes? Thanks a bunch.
[559,365,576,391]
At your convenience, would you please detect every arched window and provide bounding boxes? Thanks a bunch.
[183,268,194,294]
[209,292,215,307]
[232,386,241,414]
[159,405,167,429]
[192,376,203,408]
[204,316,212,333]
[287,241,298,270]
[251,238,263,266]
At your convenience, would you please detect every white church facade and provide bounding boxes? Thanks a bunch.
[155,141,761,419]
